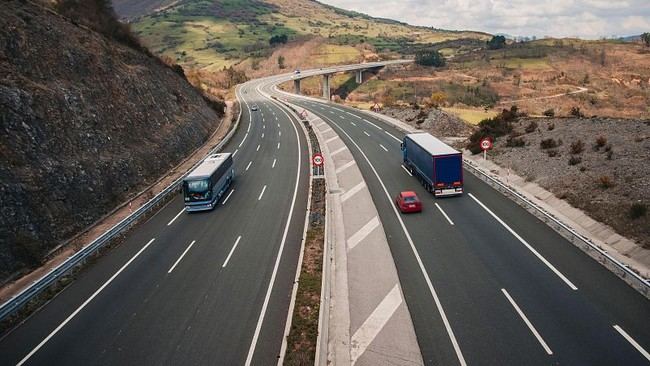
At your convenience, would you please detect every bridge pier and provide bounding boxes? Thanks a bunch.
[293,79,301,94]
[355,69,363,83]
[322,74,331,100]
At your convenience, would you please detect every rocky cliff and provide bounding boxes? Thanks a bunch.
[0,0,223,281]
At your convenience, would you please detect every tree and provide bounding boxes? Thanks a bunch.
[278,55,285,69]
[415,50,445,67]
[428,92,447,108]
[269,34,288,46]
[487,35,506,50]
[642,33,650,47]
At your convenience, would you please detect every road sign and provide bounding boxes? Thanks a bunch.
[480,137,493,151]
[300,109,308,119]
[312,153,324,166]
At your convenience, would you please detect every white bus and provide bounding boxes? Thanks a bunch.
[183,153,234,212]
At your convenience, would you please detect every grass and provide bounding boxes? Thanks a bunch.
[492,57,552,70]
[310,44,361,64]
[443,107,498,124]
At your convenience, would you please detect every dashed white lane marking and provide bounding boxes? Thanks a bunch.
[222,236,242,268]
[256,144,260,151]
[331,146,348,156]
[258,185,267,200]
[272,158,277,168]
[614,325,650,361]
[362,118,383,130]
[347,216,379,250]
[384,130,402,142]
[222,189,234,205]
[350,122,357,126]
[238,132,248,147]
[167,208,184,226]
[379,144,388,152]
[350,284,402,365]
[263,124,265,129]
[341,181,366,202]
[277,123,280,128]
[246,161,252,171]
[401,165,413,176]
[233,149,239,157]
[168,240,196,273]
[469,193,578,291]
[16,238,157,366]
[275,116,278,121]
[325,136,340,144]
[335,160,356,174]
[363,131,370,137]
[277,142,281,149]
[435,203,455,226]
[262,132,265,138]
[502,289,553,355]
[279,131,282,137]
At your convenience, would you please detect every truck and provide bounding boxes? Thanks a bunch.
[401,133,463,197]
[183,153,234,211]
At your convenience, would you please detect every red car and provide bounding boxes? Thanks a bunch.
[395,191,422,213]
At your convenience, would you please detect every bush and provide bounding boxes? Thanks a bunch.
[466,106,519,154]
[568,155,582,165]
[546,149,559,157]
[606,150,613,160]
[415,50,446,67]
[598,176,615,189]
[570,139,585,154]
[543,108,555,117]
[487,35,506,50]
[506,136,526,147]
[540,138,558,149]
[570,106,585,117]
[269,34,288,46]
[547,123,555,131]
[595,136,607,148]
[524,121,538,133]
[629,203,647,219]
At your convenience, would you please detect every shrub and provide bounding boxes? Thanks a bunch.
[546,149,559,157]
[570,106,585,117]
[629,203,647,219]
[570,139,585,154]
[543,108,555,117]
[595,136,607,148]
[606,150,613,160]
[506,136,526,147]
[524,120,538,133]
[598,176,615,189]
[547,123,555,131]
[487,35,506,50]
[568,155,582,165]
[540,138,558,149]
[415,50,445,67]
[269,34,288,46]
[466,106,519,154]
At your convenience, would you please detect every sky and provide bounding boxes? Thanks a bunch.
[321,0,650,39]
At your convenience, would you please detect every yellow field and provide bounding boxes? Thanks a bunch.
[442,107,498,124]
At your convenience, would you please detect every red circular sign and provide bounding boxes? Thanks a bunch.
[312,153,324,166]
[480,137,493,151]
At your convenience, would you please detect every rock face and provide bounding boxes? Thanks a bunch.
[0,0,222,281]
[382,107,476,137]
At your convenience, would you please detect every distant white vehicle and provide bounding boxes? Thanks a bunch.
[251,105,259,111]
[294,69,301,74]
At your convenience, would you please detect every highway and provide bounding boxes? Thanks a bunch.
[0,81,310,365]
[263,79,650,365]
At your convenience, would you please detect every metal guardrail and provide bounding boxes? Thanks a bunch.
[0,88,245,322]
[463,159,650,299]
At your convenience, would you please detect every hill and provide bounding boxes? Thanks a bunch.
[0,0,223,282]
[115,0,489,73]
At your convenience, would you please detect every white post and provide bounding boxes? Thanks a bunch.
[484,150,487,161]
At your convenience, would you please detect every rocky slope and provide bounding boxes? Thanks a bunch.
[0,0,223,281]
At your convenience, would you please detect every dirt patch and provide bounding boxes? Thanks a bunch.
[381,106,476,137]
[487,117,650,249]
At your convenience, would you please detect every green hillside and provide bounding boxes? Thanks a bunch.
[124,0,490,71]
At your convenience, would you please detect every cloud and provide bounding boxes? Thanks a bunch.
[321,0,650,38]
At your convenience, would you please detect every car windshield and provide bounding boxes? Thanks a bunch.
[186,179,209,193]
[403,196,417,203]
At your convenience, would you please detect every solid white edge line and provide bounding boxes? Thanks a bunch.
[167,208,184,226]
[245,83,303,366]
[246,161,252,171]
[501,289,553,355]
[222,236,242,268]
[258,185,267,200]
[379,144,388,152]
[401,165,413,176]
[222,189,235,205]
[315,113,467,366]
[16,238,156,366]
[613,325,650,361]
[435,203,455,226]
[468,193,578,291]
[168,240,197,273]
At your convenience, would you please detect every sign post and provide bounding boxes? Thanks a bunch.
[312,152,324,176]
[480,137,493,160]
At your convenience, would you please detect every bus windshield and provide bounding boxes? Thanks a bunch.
[186,179,209,193]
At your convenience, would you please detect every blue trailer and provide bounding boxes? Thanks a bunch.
[401,133,463,197]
